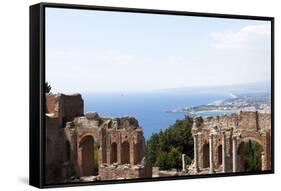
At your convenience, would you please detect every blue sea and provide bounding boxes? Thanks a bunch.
[83,92,233,139]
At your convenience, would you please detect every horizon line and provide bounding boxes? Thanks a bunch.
[49,80,270,95]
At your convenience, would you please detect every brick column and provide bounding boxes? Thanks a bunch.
[193,134,199,173]
[222,132,226,173]
[182,154,186,172]
[209,134,214,174]
[261,151,266,171]
[117,133,122,164]
[232,136,237,173]
[130,139,135,165]
[106,135,111,164]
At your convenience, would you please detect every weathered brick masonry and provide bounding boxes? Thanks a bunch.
[45,93,152,184]
[192,111,271,174]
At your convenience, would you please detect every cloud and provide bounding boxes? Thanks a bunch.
[211,24,271,49]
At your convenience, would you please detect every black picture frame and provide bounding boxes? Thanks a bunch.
[29,2,275,188]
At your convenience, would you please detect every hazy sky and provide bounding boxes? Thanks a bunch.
[46,8,271,94]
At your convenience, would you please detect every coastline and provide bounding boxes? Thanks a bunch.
[166,109,238,116]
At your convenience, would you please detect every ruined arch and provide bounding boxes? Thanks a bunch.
[46,93,151,181]
[192,111,271,174]
[238,138,263,172]
[241,137,263,147]
[121,141,130,164]
[110,142,117,164]
[78,135,98,176]
[202,143,210,168]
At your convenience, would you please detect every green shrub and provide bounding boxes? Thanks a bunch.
[146,116,194,170]
[244,140,262,171]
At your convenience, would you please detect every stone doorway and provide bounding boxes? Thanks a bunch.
[110,142,117,164]
[202,143,210,168]
[134,142,142,164]
[217,145,222,166]
[79,135,99,176]
[121,141,130,164]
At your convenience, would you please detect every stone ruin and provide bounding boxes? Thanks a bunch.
[190,111,271,174]
[45,93,272,183]
[45,93,152,184]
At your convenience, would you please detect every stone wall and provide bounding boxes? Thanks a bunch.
[45,93,84,184]
[46,93,83,123]
[99,164,151,180]
[192,111,271,174]
[64,112,151,180]
[45,116,67,184]
[45,93,151,184]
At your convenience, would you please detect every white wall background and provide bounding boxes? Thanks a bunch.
[0,0,279,190]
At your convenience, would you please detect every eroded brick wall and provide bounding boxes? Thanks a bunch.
[192,111,271,173]
[45,93,84,183]
[45,93,151,183]
[64,113,151,180]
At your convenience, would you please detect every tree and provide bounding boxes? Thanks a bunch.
[146,116,194,170]
[244,140,262,171]
[45,82,52,93]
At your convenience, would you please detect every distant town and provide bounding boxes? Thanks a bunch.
[167,92,271,115]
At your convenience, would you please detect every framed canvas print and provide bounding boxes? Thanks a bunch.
[29,2,274,188]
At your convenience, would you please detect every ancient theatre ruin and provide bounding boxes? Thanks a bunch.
[190,111,271,174]
[45,93,152,184]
